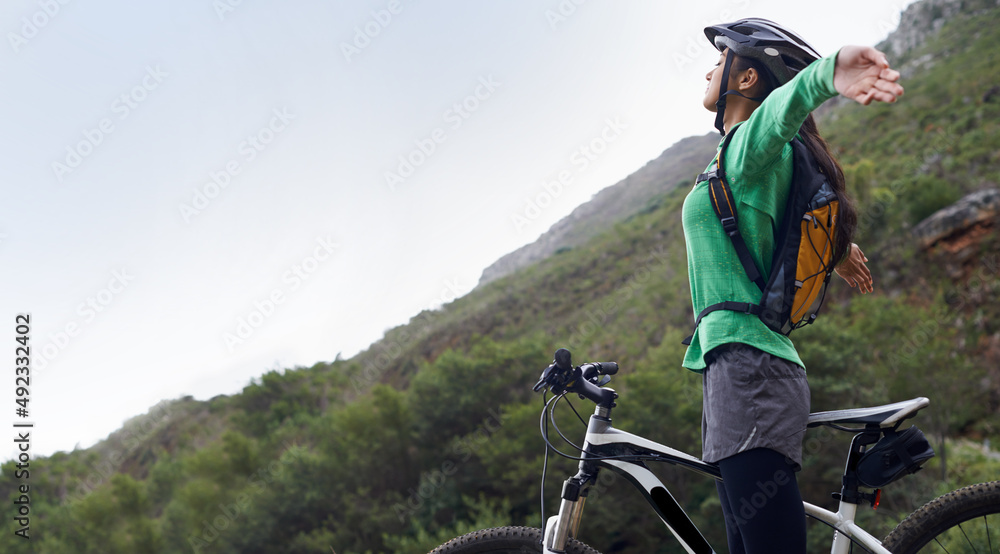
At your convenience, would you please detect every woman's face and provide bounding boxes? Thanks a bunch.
[703,49,728,112]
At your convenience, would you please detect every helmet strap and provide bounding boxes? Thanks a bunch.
[714,49,735,136]
[713,50,768,136]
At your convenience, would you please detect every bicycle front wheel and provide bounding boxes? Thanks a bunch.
[882,481,1000,553]
[429,526,602,554]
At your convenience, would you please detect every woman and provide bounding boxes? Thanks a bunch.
[681,19,902,553]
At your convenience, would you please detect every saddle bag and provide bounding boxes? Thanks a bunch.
[856,426,935,489]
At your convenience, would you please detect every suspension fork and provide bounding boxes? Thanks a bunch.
[544,468,598,552]
[544,407,611,553]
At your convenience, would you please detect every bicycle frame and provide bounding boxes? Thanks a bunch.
[542,404,892,554]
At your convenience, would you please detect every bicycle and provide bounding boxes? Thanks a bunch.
[429,348,1000,553]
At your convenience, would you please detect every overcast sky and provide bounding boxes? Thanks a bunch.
[2,0,917,460]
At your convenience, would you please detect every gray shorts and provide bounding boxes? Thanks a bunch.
[701,343,810,470]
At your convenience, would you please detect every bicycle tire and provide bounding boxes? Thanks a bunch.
[428,526,602,554]
[882,480,1000,553]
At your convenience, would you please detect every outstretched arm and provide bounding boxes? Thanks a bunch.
[835,244,873,293]
[830,47,898,293]
[834,46,904,105]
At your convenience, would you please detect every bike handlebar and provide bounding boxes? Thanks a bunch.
[581,362,618,380]
[535,348,618,408]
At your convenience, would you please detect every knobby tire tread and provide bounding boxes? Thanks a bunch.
[882,480,1000,553]
[429,526,602,554]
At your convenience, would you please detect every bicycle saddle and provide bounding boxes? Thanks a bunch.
[806,397,929,428]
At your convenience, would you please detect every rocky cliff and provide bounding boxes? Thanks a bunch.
[878,0,1000,61]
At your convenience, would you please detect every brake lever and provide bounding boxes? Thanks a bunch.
[533,364,558,392]
[534,348,576,393]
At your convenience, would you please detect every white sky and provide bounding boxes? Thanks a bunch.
[1,0,916,460]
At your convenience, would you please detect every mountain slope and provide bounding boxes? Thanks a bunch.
[3,2,1000,553]
[477,132,719,286]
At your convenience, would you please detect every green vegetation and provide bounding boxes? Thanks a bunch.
[3,4,1000,553]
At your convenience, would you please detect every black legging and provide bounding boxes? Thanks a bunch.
[715,447,806,554]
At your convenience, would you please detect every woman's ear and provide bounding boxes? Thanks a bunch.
[739,67,759,92]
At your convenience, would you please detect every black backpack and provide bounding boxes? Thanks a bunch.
[683,128,840,345]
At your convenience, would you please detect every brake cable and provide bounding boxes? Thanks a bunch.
[538,373,650,528]
[539,389,651,463]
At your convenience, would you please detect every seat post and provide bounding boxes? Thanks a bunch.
[837,426,882,505]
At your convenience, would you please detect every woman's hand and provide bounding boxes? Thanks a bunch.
[835,244,873,293]
[834,46,904,105]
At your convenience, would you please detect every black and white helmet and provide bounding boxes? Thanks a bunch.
[705,18,821,86]
[704,18,821,135]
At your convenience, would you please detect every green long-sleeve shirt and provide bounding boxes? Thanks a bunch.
[681,53,839,372]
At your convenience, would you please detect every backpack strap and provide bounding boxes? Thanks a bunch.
[681,301,763,345]
[709,129,767,293]
[681,128,768,346]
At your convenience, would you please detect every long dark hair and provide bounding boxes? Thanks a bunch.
[733,55,857,264]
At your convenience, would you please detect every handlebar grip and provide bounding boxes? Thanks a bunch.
[581,362,619,379]
[554,348,572,370]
